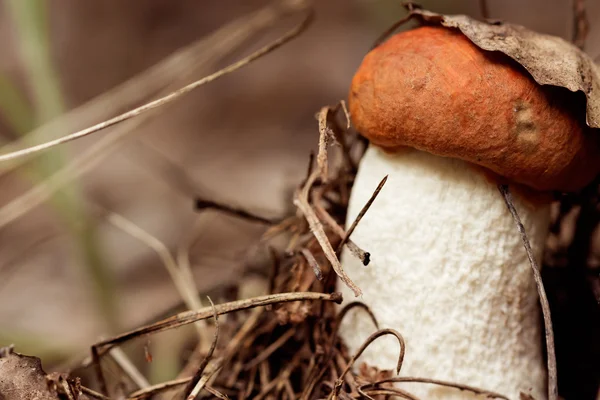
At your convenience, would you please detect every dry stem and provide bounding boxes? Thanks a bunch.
[0,7,313,164]
[498,184,558,400]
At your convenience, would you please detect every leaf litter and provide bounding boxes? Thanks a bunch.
[2,2,599,399]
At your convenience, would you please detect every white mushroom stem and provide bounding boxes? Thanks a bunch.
[339,145,550,400]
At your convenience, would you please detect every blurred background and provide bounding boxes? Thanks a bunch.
[0,0,598,398]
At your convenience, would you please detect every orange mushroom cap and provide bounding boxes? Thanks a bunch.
[349,26,600,192]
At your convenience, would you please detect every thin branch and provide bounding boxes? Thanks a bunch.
[330,329,405,399]
[361,388,419,400]
[244,328,296,370]
[300,248,323,281]
[294,171,361,296]
[204,385,230,399]
[175,219,212,349]
[80,386,111,400]
[295,107,364,295]
[317,106,334,182]
[498,184,557,400]
[195,199,277,225]
[330,101,358,173]
[370,13,413,50]
[359,377,509,400]
[101,207,208,338]
[183,297,220,400]
[341,328,405,379]
[185,364,223,400]
[214,309,264,378]
[0,1,292,229]
[312,185,368,263]
[107,346,150,390]
[302,302,379,400]
[334,301,379,332]
[340,100,350,130]
[336,175,387,264]
[128,378,191,399]
[0,9,313,164]
[92,292,342,355]
[0,2,294,175]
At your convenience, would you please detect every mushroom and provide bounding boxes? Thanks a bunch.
[338,26,600,400]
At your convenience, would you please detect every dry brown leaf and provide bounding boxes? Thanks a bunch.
[408,6,600,128]
[0,347,59,400]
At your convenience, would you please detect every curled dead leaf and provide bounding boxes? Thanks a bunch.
[403,4,600,129]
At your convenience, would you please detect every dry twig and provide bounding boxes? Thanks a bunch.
[336,175,387,263]
[183,297,220,400]
[332,328,405,400]
[498,184,557,400]
[0,1,301,229]
[358,377,510,400]
[196,199,277,225]
[0,7,313,164]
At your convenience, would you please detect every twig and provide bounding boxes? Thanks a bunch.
[0,9,314,164]
[108,346,150,390]
[128,378,191,399]
[244,328,296,370]
[183,364,223,400]
[0,2,292,175]
[80,386,111,400]
[339,329,405,380]
[336,175,387,264]
[358,377,509,400]
[195,199,277,225]
[303,302,378,400]
[294,171,361,296]
[334,351,357,397]
[204,385,230,399]
[498,184,557,400]
[334,301,379,332]
[330,329,405,399]
[58,376,76,400]
[0,1,290,229]
[215,309,264,382]
[317,106,335,182]
[370,13,413,50]
[243,366,258,398]
[328,101,356,172]
[300,248,323,281]
[300,151,315,188]
[176,219,212,349]
[101,207,208,339]
[253,374,280,400]
[92,292,342,355]
[339,100,350,130]
[183,297,220,400]
[312,185,368,263]
[295,110,363,295]
[361,388,419,400]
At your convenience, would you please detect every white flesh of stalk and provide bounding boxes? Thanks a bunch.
[339,145,550,400]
